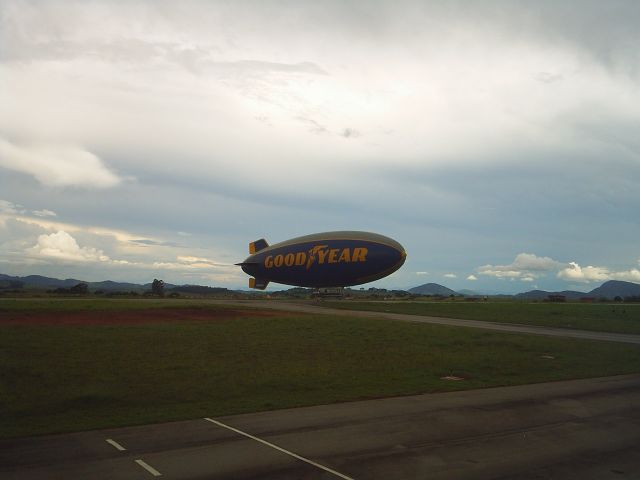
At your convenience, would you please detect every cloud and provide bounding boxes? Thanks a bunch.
[129,239,182,247]
[1,2,639,291]
[415,271,428,275]
[557,262,640,283]
[218,60,327,76]
[478,253,563,279]
[534,72,564,84]
[479,253,640,286]
[466,275,478,281]
[0,138,122,188]
[444,273,457,278]
[296,116,329,134]
[152,255,235,271]
[27,230,110,262]
[0,199,24,215]
[341,128,361,139]
[32,209,57,217]
[2,200,56,222]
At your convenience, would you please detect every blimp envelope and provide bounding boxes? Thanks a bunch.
[237,231,406,289]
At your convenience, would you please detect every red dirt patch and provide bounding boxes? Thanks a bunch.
[0,308,293,326]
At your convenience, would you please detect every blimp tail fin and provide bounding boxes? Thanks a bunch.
[249,277,270,290]
[249,239,269,254]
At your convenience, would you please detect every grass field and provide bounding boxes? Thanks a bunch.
[322,301,640,334]
[2,298,640,438]
[0,297,236,313]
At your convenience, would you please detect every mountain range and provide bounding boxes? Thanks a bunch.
[2,273,640,299]
[409,280,640,299]
[0,274,172,292]
[514,280,640,300]
[408,283,458,296]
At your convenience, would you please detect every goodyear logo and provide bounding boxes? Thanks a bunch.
[264,245,368,269]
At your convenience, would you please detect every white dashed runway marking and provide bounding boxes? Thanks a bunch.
[135,459,162,477]
[204,417,355,479]
[105,438,126,451]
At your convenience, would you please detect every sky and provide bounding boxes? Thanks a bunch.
[1,0,640,293]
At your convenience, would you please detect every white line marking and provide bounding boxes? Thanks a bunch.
[105,438,126,451]
[135,459,162,477]
[204,417,355,480]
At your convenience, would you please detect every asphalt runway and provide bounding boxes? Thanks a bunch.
[2,374,640,479]
[211,299,640,345]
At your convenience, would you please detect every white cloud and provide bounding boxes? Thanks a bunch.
[2,0,639,196]
[0,199,24,215]
[444,273,457,278]
[415,271,428,275]
[478,253,563,279]
[557,262,640,283]
[0,137,121,188]
[28,230,110,262]
[466,275,478,281]
[480,254,640,286]
[32,209,57,217]
[507,253,563,271]
[152,255,236,272]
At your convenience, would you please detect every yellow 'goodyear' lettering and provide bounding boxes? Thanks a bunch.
[264,245,368,269]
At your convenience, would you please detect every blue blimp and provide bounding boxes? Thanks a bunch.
[237,231,406,289]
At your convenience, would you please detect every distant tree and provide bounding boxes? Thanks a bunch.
[614,296,623,302]
[0,280,24,290]
[70,283,89,294]
[151,279,165,297]
[171,285,229,295]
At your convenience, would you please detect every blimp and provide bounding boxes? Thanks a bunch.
[237,231,406,290]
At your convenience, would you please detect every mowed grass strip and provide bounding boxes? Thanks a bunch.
[2,312,640,438]
[0,297,239,314]
[322,301,640,334]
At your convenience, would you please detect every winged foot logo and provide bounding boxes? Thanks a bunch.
[264,245,369,270]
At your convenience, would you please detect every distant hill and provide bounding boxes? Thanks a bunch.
[457,289,479,296]
[517,280,640,300]
[408,283,458,296]
[90,280,151,291]
[0,274,174,292]
[515,289,585,300]
[4,273,639,299]
[589,280,640,299]
[0,274,83,289]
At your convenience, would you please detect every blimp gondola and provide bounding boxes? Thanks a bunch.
[237,231,406,290]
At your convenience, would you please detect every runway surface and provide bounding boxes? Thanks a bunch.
[2,374,640,479]
[210,300,640,345]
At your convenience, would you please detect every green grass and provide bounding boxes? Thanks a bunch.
[2,310,640,438]
[321,301,640,334]
[0,297,237,313]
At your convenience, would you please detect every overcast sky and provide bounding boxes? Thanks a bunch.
[1,0,639,293]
